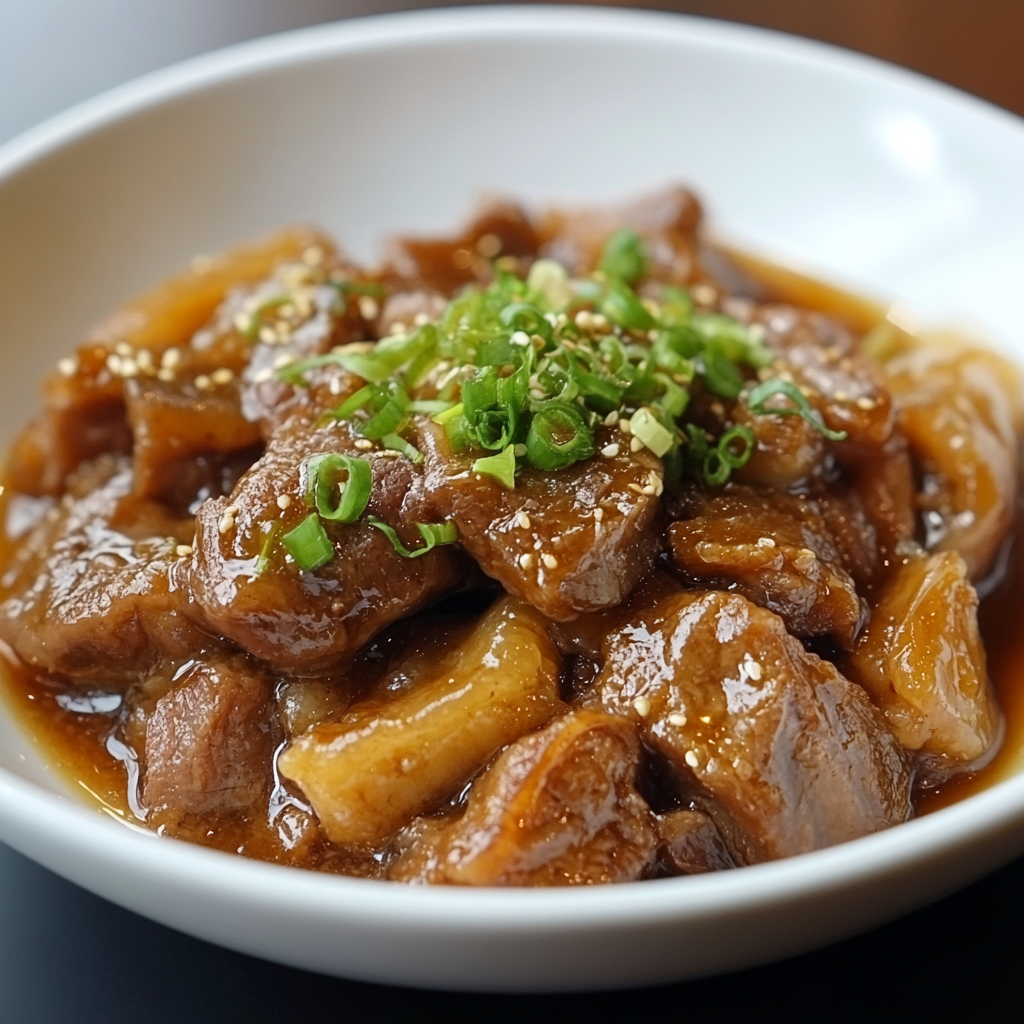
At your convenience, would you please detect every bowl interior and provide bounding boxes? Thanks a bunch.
[0,1,1023,859]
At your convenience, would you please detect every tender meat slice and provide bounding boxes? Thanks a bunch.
[418,421,662,621]
[752,304,896,449]
[141,653,276,823]
[124,375,263,506]
[383,200,540,295]
[279,597,564,846]
[883,340,1022,579]
[847,551,1001,781]
[182,403,465,675]
[389,710,658,886]
[537,185,705,286]
[731,399,827,491]
[5,227,325,496]
[654,809,735,875]
[592,590,912,863]
[0,459,200,685]
[667,487,865,647]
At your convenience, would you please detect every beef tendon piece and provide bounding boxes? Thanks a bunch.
[182,407,464,675]
[848,551,1001,777]
[592,590,912,863]
[0,459,199,684]
[278,597,564,846]
[654,809,736,875]
[6,227,325,497]
[883,340,1022,580]
[390,710,658,886]
[667,488,865,647]
[142,653,276,824]
[419,421,661,621]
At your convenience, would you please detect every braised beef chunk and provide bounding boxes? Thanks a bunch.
[4,228,327,498]
[418,421,662,621]
[0,458,200,684]
[848,550,1001,783]
[655,809,735,875]
[183,406,464,675]
[592,590,912,863]
[389,710,658,886]
[383,200,540,294]
[141,653,276,823]
[667,486,865,648]
[2,190,1020,884]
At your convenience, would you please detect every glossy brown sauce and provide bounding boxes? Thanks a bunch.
[1,248,1020,850]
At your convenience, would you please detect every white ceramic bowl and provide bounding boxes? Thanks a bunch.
[1,6,1023,993]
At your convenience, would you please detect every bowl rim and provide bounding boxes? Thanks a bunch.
[1,3,1023,929]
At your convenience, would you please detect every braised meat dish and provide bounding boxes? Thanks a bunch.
[1,187,1020,884]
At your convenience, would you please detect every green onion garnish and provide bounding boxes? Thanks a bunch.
[359,381,410,440]
[601,282,655,332]
[472,444,517,488]
[629,408,674,458]
[367,517,459,558]
[301,453,371,523]
[380,433,423,464]
[702,425,756,486]
[600,228,646,284]
[409,399,454,415]
[253,521,280,576]
[526,401,594,471]
[432,401,464,425]
[283,513,335,572]
[746,379,848,441]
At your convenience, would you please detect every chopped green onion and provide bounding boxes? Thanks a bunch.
[746,379,848,441]
[283,513,335,572]
[526,259,571,309]
[359,381,410,439]
[380,433,423,464]
[629,408,674,458]
[717,425,756,468]
[699,347,745,400]
[241,294,290,338]
[601,282,655,332]
[333,384,376,420]
[472,444,517,488]
[432,401,464,425]
[526,401,594,470]
[253,521,280,576]
[367,517,459,558]
[302,453,372,523]
[500,302,552,342]
[329,279,387,297]
[277,352,346,386]
[409,399,454,415]
[600,229,646,284]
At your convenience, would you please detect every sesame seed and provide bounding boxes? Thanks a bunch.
[700,715,712,724]
[106,354,122,374]
[357,295,378,320]
[627,483,644,494]
[949,434,965,450]
[669,713,687,727]
[747,660,763,681]
[856,396,877,410]
[757,537,776,548]
[57,357,77,377]
[630,436,644,453]
[252,367,274,384]
[194,374,213,391]
[258,326,277,344]
[619,418,631,435]
[157,368,175,382]
[115,341,133,357]
[476,232,502,259]
[175,544,193,557]
[135,349,154,372]
[710,401,725,418]
[593,508,604,522]
[413,311,431,327]
[601,443,620,458]
[161,348,181,369]
[272,353,295,369]
[684,750,700,768]
[633,696,651,717]
[513,444,527,457]
[224,505,239,517]
[642,485,655,495]
[276,495,292,510]
[515,512,531,529]
[354,439,374,450]
[541,553,558,569]
[211,367,234,385]
[218,513,236,534]
[691,283,717,306]
[518,553,534,569]
[389,321,408,336]
[590,313,609,330]
[119,358,139,378]
[233,313,251,334]
[604,410,619,426]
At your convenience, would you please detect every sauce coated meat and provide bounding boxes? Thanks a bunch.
[1,187,1021,885]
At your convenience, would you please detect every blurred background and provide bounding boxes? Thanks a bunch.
[1,0,1022,146]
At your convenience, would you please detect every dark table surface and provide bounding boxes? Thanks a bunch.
[1,835,1021,1022]
[3,2,1023,1020]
